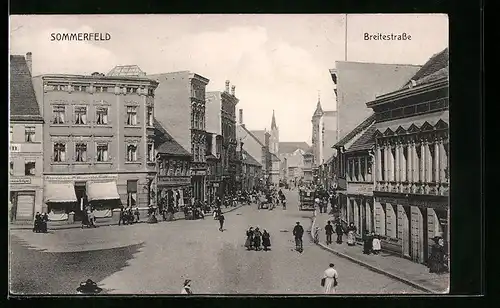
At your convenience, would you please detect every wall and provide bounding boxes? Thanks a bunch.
[205,92,222,135]
[335,62,420,140]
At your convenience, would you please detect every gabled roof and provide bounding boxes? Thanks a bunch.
[405,48,449,88]
[249,130,267,146]
[345,125,376,154]
[10,55,43,121]
[313,100,323,117]
[333,113,376,148]
[153,119,191,156]
[242,149,262,167]
[278,142,310,155]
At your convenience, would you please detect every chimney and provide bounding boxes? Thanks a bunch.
[231,85,236,96]
[26,52,32,75]
[225,80,230,92]
[239,109,243,124]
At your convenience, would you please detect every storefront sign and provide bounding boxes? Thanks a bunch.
[158,176,190,186]
[10,144,21,153]
[10,178,31,184]
[45,174,118,181]
[347,183,374,196]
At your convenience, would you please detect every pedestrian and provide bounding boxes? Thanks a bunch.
[218,213,225,231]
[42,212,49,232]
[134,207,140,223]
[363,230,373,254]
[88,208,96,228]
[315,197,322,213]
[253,227,262,250]
[118,206,124,226]
[372,234,381,255]
[335,222,344,244]
[321,263,339,294]
[245,227,254,250]
[325,221,334,245]
[428,236,447,274]
[262,229,271,251]
[293,222,304,251]
[181,279,193,295]
[33,212,41,233]
[346,223,357,246]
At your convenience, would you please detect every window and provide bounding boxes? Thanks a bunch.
[148,88,154,96]
[74,106,88,125]
[55,84,66,91]
[75,143,87,162]
[75,85,87,92]
[127,144,138,162]
[127,180,138,208]
[53,105,66,124]
[96,143,109,162]
[25,126,35,142]
[126,87,137,94]
[147,107,154,126]
[53,143,66,162]
[10,126,13,142]
[10,161,13,175]
[95,86,108,93]
[24,161,36,176]
[96,107,109,125]
[360,158,366,181]
[147,143,154,162]
[127,106,137,125]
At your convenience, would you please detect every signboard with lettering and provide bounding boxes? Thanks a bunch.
[347,183,374,196]
[158,176,191,186]
[45,174,118,181]
[10,178,31,184]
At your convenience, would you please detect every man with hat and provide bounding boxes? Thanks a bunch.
[181,279,192,294]
[428,236,447,274]
[293,221,304,251]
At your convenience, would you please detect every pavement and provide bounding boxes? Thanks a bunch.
[10,190,422,295]
[312,213,450,294]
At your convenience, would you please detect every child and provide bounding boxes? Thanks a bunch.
[372,234,381,255]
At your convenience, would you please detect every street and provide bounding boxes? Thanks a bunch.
[10,190,421,294]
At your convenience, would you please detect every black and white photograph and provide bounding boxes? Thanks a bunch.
[9,14,449,295]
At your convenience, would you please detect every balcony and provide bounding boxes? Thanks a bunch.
[375,181,449,197]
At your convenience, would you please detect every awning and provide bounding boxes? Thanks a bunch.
[44,183,78,203]
[86,181,120,202]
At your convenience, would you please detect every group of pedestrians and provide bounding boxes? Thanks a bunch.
[33,212,48,233]
[244,227,271,251]
[118,206,140,226]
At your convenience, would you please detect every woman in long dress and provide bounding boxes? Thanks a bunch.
[253,227,262,251]
[346,223,357,246]
[245,227,254,250]
[323,263,339,294]
[262,230,271,251]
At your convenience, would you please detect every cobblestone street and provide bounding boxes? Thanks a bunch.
[10,190,421,294]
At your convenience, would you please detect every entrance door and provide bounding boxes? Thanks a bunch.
[16,192,35,221]
[74,182,87,221]
[402,205,411,258]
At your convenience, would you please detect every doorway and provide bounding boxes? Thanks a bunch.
[402,205,412,258]
[422,207,429,263]
[73,182,87,221]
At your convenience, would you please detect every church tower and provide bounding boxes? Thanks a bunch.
[311,93,324,166]
[270,110,279,155]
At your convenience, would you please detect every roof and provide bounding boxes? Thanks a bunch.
[345,126,376,153]
[313,100,323,117]
[279,142,310,155]
[249,130,266,146]
[405,48,449,87]
[242,150,262,167]
[303,146,314,155]
[10,55,43,121]
[153,119,191,156]
[107,65,146,77]
[271,153,280,162]
[333,113,376,148]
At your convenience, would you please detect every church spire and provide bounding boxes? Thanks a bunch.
[313,91,323,117]
[271,109,277,130]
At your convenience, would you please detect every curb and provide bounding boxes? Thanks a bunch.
[10,204,247,231]
[310,216,439,294]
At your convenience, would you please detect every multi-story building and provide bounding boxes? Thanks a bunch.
[367,48,449,264]
[330,62,421,141]
[148,71,210,202]
[32,65,158,225]
[249,113,280,186]
[278,142,310,185]
[240,149,262,191]
[9,53,44,223]
[153,119,192,211]
[206,80,239,195]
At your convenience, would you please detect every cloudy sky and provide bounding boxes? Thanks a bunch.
[10,14,448,143]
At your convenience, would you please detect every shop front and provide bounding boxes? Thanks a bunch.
[10,177,44,223]
[346,182,375,240]
[191,169,206,202]
[157,175,191,211]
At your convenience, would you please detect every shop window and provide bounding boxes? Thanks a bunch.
[96,107,109,125]
[147,107,154,126]
[127,180,138,208]
[75,143,88,162]
[52,105,66,124]
[126,144,138,162]
[53,142,67,162]
[74,106,88,125]
[24,161,36,176]
[96,143,109,162]
[126,106,138,125]
[25,126,35,142]
[147,143,154,162]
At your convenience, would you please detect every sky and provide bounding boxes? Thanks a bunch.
[9,14,448,143]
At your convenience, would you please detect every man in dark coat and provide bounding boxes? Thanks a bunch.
[218,213,225,232]
[429,236,448,273]
[363,230,373,254]
[325,221,334,245]
[293,222,304,251]
[335,222,344,244]
[33,212,41,232]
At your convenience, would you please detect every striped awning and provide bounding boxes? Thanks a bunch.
[44,183,78,203]
[86,181,120,202]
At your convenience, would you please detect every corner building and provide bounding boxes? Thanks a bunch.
[367,48,449,264]
[33,66,158,224]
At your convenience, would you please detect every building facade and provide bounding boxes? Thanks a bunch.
[10,53,44,223]
[311,97,338,168]
[148,71,210,203]
[302,151,314,184]
[367,48,449,264]
[240,149,262,191]
[33,65,158,224]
